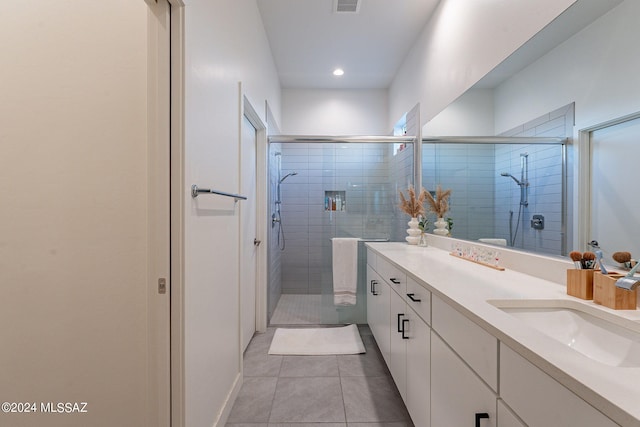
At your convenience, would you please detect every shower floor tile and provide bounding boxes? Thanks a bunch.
[270,294,339,325]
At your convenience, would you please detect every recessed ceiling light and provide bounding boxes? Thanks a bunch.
[333,68,344,76]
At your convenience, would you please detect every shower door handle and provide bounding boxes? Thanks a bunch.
[254,238,262,246]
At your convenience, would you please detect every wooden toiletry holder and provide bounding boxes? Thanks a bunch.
[566,269,594,300]
[593,272,637,310]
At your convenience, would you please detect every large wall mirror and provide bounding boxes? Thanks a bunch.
[581,113,640,268]
[421,0,639,264]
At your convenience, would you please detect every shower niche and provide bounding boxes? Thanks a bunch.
[325,190,346,212]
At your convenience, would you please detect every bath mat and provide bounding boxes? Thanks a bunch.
[268,324,366,355]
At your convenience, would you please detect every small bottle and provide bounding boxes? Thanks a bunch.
[336,195,342,211]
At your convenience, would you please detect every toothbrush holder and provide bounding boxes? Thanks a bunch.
[566,269,594,300]
[593,272,637,310]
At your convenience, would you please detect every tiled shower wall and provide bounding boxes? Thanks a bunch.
[421,105,572,256]
[278,142,412,295]
[422,144,496,240]
[495,104,572,255]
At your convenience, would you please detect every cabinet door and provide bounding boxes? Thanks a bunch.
[431,332,496,427]
[497,400,526,427]
[405,305,430,427]
[500,344,618,427]
[367,265,390,364]
[389,289,407,400]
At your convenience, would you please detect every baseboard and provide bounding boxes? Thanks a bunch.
[213,372,243,427]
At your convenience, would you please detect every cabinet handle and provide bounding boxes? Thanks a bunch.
[370,279,379,295]
[401,319,409,339]
[390,278,401,284]
[475,412,489,427]
[407,293,421,302]
[397,313,405,332]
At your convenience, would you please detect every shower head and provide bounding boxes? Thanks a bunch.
[500,172,522,186]
[279,172,298,183]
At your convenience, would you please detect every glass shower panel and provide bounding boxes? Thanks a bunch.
[320,141,414,324]
[275,140,413,325]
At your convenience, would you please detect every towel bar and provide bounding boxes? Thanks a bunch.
[191,185,247,201]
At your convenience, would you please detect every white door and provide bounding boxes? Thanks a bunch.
[241,115,258,351]
[590,116,640,261]
[0,2,170,426]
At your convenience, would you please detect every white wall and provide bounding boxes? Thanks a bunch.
[493,0,640,133]
[182,1,281,426]
[492,0,640,250]
[389,0,577,129]
[281,89,388,135]
[423,89,495,136]
[0,2,150,426]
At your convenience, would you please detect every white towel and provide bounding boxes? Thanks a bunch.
[332,238,359,306]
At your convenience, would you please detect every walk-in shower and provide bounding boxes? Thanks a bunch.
[500,153,529,247]
[267,136,415,325]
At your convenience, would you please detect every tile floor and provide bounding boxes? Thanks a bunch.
[226,325,414,427]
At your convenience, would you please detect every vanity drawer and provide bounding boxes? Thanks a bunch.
[366,248,377,271]
[406,276,431,325]
[432,295,498,391]
[377,256,406,296]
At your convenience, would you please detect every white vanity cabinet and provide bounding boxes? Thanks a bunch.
[367,253,431,426]
[404,301,431,427]
[389,281,431,426]
[389,288,408,399]
[500,344,619,427]
[431,332,496,427]
[366,246,627,427]
[432,295,498,391]
[366,264,390,364]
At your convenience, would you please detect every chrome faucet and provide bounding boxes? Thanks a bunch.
[615,261,640,290]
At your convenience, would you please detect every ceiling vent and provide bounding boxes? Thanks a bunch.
[334,0,360,13]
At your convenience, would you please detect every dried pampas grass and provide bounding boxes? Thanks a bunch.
[398,186,428,218]
[425,185,452,218]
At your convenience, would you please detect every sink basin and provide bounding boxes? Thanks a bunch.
[488,299,640,367]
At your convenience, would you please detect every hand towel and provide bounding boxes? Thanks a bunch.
[332,237,359,306]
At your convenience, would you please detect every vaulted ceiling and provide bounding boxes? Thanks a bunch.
[256,0,440,89]
[256,0,623,91]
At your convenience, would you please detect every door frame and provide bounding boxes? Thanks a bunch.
[146,0,186,426]
[576,110,640,251]
[241,91,268,334]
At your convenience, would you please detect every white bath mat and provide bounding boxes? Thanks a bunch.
[268,324,366,355]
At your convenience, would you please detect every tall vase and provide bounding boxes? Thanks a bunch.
[406,217,421,245]
[433,217,449,236]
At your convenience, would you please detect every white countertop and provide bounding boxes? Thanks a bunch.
[366,242,640,427]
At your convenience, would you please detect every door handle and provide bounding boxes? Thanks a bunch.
[407,293,421,302]
[254,238,261,246]
[475,412,489,427]
[390,278,401,285]
[370,280,379,295]
[402,319,409,339]
[397,313,405,333]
